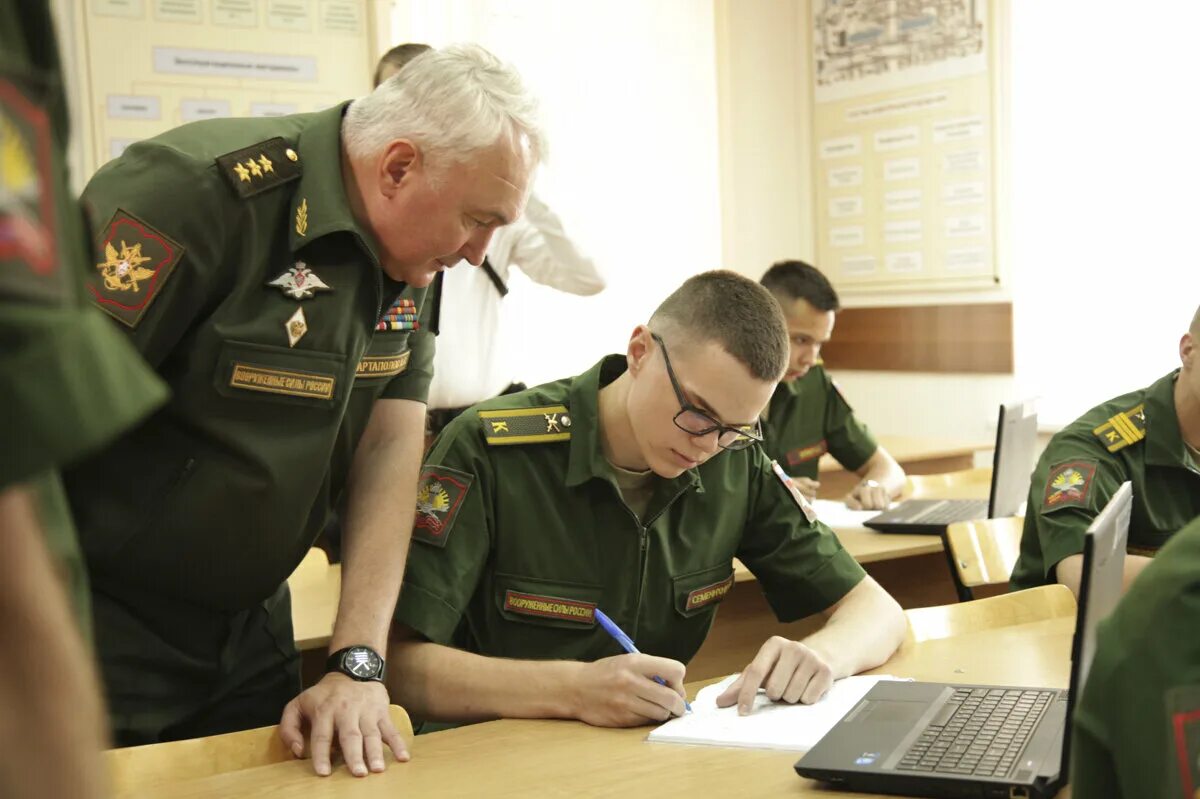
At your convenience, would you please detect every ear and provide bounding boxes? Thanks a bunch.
[1182,332,1195,370]
[378,139,419,199]
[626,325,653,375]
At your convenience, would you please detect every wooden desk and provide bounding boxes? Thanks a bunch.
[817,435,992,498]
[290,563,340,652]
[131,617,1071,799]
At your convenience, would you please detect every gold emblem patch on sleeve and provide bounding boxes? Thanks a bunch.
[1041,460,1097,512]
[413,465,473,547]
[87,209,185,328]
[478,405,572,446]
[216,137,301,198]
[1092,403,1146,453]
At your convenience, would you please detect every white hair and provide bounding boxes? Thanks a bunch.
[343,43,545,173]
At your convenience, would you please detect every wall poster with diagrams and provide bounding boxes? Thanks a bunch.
[73,0,374,176]
[811,0,1001,293]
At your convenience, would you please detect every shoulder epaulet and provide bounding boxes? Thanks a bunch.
[1092,402,1147,453]
[216,137,301,199]
[478,405,572,446]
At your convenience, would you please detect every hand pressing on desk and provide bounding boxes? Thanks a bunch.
[279,673,410,777]
[572,653,688,727]
[715,636,834,715]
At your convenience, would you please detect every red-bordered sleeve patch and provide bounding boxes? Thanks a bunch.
[786,439,828,466]
[1168,685,1200,799]
[1041,460,1098,512]
[0,76,60,301]
[86,209,184,328]
[413,465,473,548]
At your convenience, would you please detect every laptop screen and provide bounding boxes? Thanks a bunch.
[1059,481,1132,776]
[987,398,1039,518]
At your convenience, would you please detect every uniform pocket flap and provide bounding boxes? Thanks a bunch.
[214,339,346,407]
[672,563,735,617]
[494,574,602,628]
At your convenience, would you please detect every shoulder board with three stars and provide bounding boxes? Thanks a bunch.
[216,137,301,199]
[477,405,572,446]
[1092,402,1147,453]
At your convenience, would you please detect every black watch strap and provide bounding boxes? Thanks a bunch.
[325,645,386,682]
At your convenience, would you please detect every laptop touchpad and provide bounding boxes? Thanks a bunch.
[862,700,928,724]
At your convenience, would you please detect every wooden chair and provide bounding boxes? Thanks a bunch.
[945,516,1025,590]
[904,584,1076,645]
[106,705,413,795]
[900,467,993,500]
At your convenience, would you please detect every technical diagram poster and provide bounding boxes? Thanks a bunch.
[811,0,1000,292]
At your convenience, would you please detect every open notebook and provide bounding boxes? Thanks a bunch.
[647,673,907,752]
[810,499,889,529]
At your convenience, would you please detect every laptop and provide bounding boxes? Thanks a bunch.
[864,399,1038,534]
[795,481,1132,799]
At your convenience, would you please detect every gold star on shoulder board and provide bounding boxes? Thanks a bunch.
[233,162,251,182]
[246,158,263,178]
[258,154,274,173]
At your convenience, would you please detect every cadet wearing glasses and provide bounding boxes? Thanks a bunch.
[386,270,905,727]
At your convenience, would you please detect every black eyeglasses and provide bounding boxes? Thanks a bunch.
[650,332,763,451]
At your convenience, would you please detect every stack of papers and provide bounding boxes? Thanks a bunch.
[810,499,888,529]
[647,673,906,752]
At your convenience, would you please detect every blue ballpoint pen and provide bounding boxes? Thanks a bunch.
[593,608,692,713]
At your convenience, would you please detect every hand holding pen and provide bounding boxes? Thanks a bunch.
[590,609,691,717]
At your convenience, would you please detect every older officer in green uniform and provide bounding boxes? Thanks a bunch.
[1070,514,1200,798]
[758,261,905,510]
[1010,306,1200,596]
[1,2,168,795]
[63,45,543,777]
[387,271,906,725]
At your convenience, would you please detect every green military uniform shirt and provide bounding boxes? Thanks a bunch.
[395,355,866,666]
[65,104,437,611]
[1070,514,1200,798]
[761,364,879,480]
[0,1,167,629]
[1010,371,1200,591]
[59,104,438,740]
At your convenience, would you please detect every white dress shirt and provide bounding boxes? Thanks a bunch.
[427,194,604,410]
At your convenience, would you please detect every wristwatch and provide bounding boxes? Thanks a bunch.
[325,645,386,682]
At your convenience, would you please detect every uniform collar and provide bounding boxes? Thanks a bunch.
[564,355,704,496]
[287,102,381,264]
[1144,370,1187,467]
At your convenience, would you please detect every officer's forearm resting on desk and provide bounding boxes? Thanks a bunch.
[1055,552,1154,599]
[715,575,905,714]
[387,625,688,727]
[279,399,423,775]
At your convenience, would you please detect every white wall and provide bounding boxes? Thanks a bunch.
[1009,2,1200,428]
[390,0,723,386]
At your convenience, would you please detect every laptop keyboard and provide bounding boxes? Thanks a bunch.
[906,500,989,525]
[896,688,1055,777]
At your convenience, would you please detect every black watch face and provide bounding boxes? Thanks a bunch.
[342,647,382,679]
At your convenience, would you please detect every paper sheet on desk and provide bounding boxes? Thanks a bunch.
[810,499,888,529]
[647,673,907,751]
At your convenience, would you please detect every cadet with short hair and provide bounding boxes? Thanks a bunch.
[1010,305,1200,596]
[1,1,168,794]
[64,44,544,776]
[388,270,906,726]
[759,260,905,510]
[1070,513,1200,797]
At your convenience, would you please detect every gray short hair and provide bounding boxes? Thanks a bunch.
[344,43,545,172]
